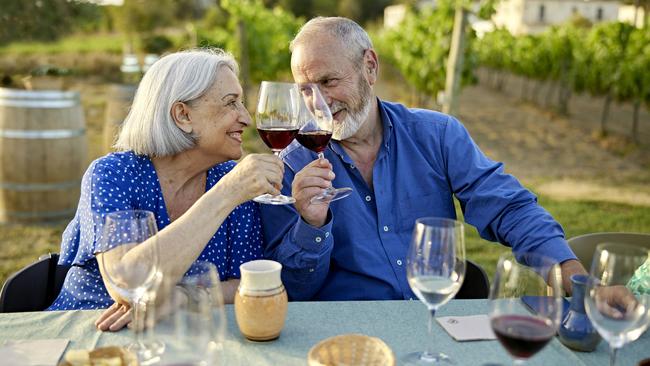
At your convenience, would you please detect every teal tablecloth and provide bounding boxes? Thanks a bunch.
[1,300,648,365]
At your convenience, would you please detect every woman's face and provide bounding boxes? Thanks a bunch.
[187,66,251,161]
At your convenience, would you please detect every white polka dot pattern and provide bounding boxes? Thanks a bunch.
[47,151,263,310]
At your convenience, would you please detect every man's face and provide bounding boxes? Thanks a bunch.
[291,37,373,140]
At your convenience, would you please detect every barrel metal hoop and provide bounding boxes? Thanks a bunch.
[0,88,79,109]
[4,209,76,219]
[0,180,80,191]
[0,128,86,139]
[0,99,78,108]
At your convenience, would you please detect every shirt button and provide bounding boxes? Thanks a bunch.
[396,259,403,266]
[309,268,315,273]
[325,232,330,238]
[315,237,322,243]
[365,195,372,202]
[383,226,389,232]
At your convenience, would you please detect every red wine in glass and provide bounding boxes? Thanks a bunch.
[296,130,332,153]
[297,84,352,204]
[254,81,300,205]
[258,127,299,152]
[492,315,555,359]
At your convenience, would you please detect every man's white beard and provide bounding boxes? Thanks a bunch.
[331,77,373,141]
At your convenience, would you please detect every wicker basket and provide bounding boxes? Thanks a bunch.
[307,334,395,366]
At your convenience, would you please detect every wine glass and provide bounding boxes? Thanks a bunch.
[95,209,160,364]
[404,217,466,365]
[254,81,300,205]
[584,243,650,366]
[296,83,352,204]
[489,253,563,365]
[156,261,227,366]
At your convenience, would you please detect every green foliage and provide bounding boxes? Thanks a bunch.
[476,21,649,107]
[0,0,104,45]
[141,34,174,54]
[376,0,476,99]
[216,0,303,83]
[0,33,125,55]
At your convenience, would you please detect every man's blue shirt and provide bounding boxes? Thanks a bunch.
[259,99,576,301]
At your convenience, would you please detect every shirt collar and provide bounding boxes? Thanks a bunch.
[330,98,394,163]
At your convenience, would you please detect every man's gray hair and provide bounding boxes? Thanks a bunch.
[114,48,239,157]
[290,17,373,64]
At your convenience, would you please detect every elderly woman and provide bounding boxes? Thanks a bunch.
[47,48,284,330]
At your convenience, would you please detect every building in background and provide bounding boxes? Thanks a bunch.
[492,0,619,34]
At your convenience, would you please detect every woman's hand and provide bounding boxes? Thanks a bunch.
[95,302,132,332]
[219,154,285,205]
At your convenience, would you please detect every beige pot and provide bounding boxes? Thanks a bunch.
[234,260,288,341]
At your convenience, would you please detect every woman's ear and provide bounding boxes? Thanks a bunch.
[171,101,193,134]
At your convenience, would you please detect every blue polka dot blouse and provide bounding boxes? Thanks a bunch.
[47,151,263,310]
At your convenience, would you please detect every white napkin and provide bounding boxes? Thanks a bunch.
[0,339,70,366]
[436,315,496,341]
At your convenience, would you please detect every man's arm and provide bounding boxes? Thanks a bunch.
[441,117,583,294]
[260,159,336,300]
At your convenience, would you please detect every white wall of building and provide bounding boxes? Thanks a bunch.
[494,0,619,35]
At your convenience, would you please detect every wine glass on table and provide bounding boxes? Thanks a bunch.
[156,261,227,366]
[96,209,160,365]
[404,217,466,365]
[255,81,300,205]
[584,243,650,366]
[296,83,352,204]
[489,253,563,365]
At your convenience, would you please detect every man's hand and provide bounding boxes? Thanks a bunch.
[560,259,588,295]
[292,158,334,227]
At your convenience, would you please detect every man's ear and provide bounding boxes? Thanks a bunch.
[171,101,193,134]
[363,48,379,85]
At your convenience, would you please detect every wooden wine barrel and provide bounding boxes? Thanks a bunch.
[103,84,136,153]
[0,88,87,222]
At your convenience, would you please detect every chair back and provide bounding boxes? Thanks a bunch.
[0,253,71,312]
[568,232,650,269]
[455,259,490,299]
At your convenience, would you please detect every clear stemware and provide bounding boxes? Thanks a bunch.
[254,81,300,205]
[403,217,466,365]
[296,83,353,204]
[156,261,227,366]
[489,253,563,365]
[96,209,160,364]
[584,243,650,366]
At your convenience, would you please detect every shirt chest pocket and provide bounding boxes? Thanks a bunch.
[398,192,452,233]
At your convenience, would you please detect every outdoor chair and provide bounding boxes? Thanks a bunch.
[568,232,650,269]
[455,259,490,299]
[0,253,71,313]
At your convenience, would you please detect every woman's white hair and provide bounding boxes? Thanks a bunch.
[290,17,373,64]
[114,48,239,157]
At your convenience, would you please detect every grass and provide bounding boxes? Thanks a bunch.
[0,33,125,55]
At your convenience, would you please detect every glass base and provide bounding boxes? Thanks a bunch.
[402,351,454,365]
[310,187,353,204]
[253,193,296,205]
[126,341,162,365]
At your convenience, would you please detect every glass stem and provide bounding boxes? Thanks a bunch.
[133,298,145,345]
[425,308,437,357]
[609,346,619,366]
[318,152,325,160]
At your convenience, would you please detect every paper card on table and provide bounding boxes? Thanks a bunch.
[436,315,496,341]
[0,339,70,366]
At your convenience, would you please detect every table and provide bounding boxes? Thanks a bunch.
[1,300,648,365]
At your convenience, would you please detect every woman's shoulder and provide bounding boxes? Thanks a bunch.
[207,160,237,182]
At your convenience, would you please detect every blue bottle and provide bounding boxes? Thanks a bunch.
[558,274,602,352]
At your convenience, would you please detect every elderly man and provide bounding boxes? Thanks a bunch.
[260,16,586,301]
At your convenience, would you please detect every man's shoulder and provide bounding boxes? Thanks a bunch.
[381,100,451,123]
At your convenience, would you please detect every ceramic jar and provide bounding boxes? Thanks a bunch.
[234,260,288,341]
[558,274,602,352]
